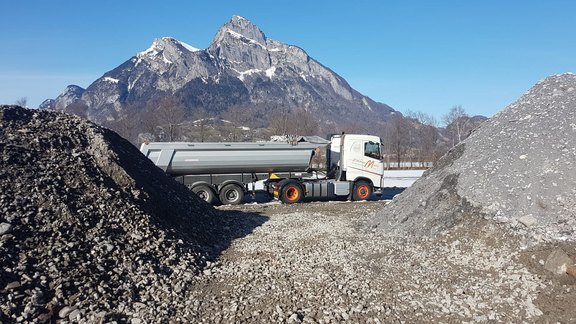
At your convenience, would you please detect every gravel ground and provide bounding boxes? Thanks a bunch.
[187,201,576,323]
[2,72,576,323]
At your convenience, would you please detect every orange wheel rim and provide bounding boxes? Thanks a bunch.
[357,185,369,199]
[286,187,299,201]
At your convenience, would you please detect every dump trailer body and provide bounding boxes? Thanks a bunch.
[140,142,321,175]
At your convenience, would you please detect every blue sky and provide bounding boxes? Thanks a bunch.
[1,1,575,121]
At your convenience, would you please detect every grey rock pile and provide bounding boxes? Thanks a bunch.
[0,106,222,322]
[370,73,576,243]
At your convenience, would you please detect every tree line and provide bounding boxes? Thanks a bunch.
[22,94,481,169]
[101,99,481,169]
[382,105,478,169]
[102,97,322,146]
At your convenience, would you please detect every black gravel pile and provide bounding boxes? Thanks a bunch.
[0,106,222,322]
[370,73,576,242]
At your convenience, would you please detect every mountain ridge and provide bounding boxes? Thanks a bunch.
[48,15,395,132]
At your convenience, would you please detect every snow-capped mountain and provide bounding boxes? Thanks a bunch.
[50,85,85,111]
[38,99,54,110]
[51,16,395,127]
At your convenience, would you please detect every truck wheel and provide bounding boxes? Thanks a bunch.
[192,184,216,204]
[281,182,303,204]
[219,184,244,205]
[352,181,373,201]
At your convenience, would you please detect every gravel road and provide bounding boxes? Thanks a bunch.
[186,200,576,323]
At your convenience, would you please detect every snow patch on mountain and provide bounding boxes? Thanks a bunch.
[362,97,373,111]
[235,68,261,81]
[162,53,173,65]
[225,29,266,49]
[233,66,277,81]
[234,15,248,22]
[138,42,161,57]
[128,73,145,92]
[265,66,276,78]
[104,77,119,84]
[177,40,200,52]
[137,37,200,60]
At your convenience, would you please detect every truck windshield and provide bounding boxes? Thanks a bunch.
[364,141,381,160]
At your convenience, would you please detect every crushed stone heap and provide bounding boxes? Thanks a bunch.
[0,106,222,322]
[370,73,576,242]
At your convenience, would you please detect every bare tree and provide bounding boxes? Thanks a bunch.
[138,101,160,138]
[407,110,438,128]
[267,105,292,136]
[292,108,319,136]
[112,104,142,145]
[406,110,440,167]
[15,97,27,107]
[442,105,469,146]
[267,106,320,136]
[155,97,186,141]
[190,107,211,142]
[222,105,262,141]
[384,113,409,169]
[337,120,364,134]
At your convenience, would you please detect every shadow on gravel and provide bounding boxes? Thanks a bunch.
[188,188,407,265]
[239,188,406,204]
[79,124,269,271]
[205,209,269,261]
[379,187,406,200]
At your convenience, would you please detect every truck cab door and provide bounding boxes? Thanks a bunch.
[343,140,384,188]
[361,141,384,188]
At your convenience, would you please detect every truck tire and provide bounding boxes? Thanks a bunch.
[352,181,373,201]
[219,184,244,205]
[280,181,303,204]
[192,184,216,205]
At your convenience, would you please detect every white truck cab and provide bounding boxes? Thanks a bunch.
[329,134,384,188]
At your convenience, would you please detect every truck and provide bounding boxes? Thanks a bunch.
[139,134,385,205]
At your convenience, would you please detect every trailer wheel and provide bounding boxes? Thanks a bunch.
[192,184,216,205]
[281,182,303,204]
[219,184,244,205]
[352,181,373,201]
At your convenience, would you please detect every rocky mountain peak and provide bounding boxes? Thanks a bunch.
[53,85,85,111]
[212,15,267,47]
[38,99,54,110]
[144,37,200,54]
[48,15,396,133]
[137,37,200,64]
[62,84,85,96]
[209,16,272,72]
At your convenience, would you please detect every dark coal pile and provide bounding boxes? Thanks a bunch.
[0,106,222,322]
[370,73,576,242]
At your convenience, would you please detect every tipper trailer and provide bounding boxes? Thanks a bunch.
[140,134,385,205]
